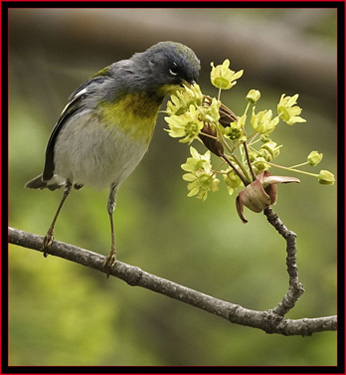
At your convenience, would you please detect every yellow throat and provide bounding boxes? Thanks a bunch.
[98,84,181,144]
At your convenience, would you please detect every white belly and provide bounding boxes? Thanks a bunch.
[53,112,149,190]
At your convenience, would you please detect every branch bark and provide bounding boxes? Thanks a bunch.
[8,226,336,336]
[264,207,305,316]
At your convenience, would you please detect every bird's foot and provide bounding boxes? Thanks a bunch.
[103,249,117,278]
[42,229,54,257]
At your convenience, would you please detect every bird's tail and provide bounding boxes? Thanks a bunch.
[25,174,64,191]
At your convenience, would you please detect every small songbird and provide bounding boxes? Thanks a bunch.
[25,41,200,271]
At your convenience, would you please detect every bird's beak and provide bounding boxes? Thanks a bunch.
[181,79,197,88]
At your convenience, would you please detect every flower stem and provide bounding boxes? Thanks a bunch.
[217,88,222,102]
[267,162,319,178]
[242,141,257,181]
[222,155,249,186]
[237,106,256,181]
[243,102,251,117]
[212,160,227,176]
[288,161,309,169]
[247,132,260,146]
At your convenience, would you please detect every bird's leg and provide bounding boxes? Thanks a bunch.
[42,179,72,256]
[104,183,118,274]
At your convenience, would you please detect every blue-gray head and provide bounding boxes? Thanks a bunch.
[89,42,200,102]
[129,41,201,93]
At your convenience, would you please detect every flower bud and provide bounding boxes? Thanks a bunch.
[318,170,335,185]
[307,151,323,166]
[246,89,261,103]
[259,141,281,161]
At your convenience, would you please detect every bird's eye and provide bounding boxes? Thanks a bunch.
[169,62,179,76]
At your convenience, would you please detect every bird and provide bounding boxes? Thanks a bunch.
[25,41,200,272]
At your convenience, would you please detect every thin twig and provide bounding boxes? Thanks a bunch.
[8,227,336,336]
[263,207,305,316]
[221,155,248,186]
[242,141,257,181]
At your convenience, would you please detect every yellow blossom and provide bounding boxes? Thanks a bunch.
[165,105,204,144]
[166,84,203,116]
[277,94,306,125]
[251,109,279,134]
[210,59,243,90]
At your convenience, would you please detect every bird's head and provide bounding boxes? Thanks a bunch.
[132,41,201,96]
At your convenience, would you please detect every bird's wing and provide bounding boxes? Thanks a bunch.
[41,65,118,181]
[42,86,88,181]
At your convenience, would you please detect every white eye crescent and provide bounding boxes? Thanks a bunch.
[169,62,179,76]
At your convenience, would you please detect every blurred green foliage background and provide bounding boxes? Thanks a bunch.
[9,8,337,366]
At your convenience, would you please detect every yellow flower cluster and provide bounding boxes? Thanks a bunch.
[181,147,220,200]
[163,58,334,207]
[165,84,221,144]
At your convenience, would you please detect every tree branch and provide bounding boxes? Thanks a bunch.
[8,226,336,336]
[264,207,305,316]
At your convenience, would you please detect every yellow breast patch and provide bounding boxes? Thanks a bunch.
[98,92,163,144]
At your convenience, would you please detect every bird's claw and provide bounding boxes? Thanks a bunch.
[42,230,54,257]
[103,251,117,278]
